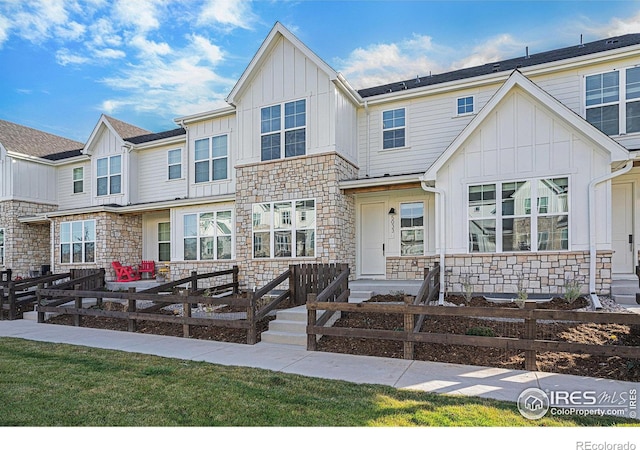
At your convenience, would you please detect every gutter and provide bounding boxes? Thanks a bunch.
[419,178,445,305]
[588,159,635,310]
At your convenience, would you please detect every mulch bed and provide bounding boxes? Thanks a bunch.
[317,294,640,382]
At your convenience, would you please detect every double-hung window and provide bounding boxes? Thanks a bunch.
[457,96,474,115]
[183,210,232,260]
[468,178,568,253]
[260,99,306,161]
[167,149,182,180]
[400,202,424,256]
[73,167,84,193]
[586,67,640,135]
[252,199,315,258]
[60,220,96,263]
[382,108,405,149]
[195,136,228,183]
[158,222,171,261]
[96,155,121,196]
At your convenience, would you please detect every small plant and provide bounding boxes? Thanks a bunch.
[563,277,583,303]
[516,272,528,302]
[465,326,496,337]
[460,271,474,303]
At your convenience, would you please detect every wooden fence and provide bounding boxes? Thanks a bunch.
[307,297,640,369]
[289,263,349,306]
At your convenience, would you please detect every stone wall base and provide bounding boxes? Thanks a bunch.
[386,251,612,296]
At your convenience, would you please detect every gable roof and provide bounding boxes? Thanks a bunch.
[0,119,84,159]
[103,115,151,140]
[421,70,630,181]
[359,33,640,98]
[226,22,340,106]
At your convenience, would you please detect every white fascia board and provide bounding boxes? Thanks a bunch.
[6,151,58,166]
[174,106,236,126]
[128,134,187,151]
[339,173,422,190]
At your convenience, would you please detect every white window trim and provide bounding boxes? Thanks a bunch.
[60,219,96,264]
[194,135,229,183]
[583,66,640,136]
[158,222,171,262]
[260,99,307,161]
[167,148,182,181]
[455,95,475,116]
[0,228,4,267]
[182,210,234,261]
[399,201,425,256]
[96,155,122,196]
[381,107,408,151]
[72,167,84,194]
[252,198,316,259]
[467,176,570,254]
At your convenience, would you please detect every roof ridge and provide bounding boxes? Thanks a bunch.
[103,114,152,140]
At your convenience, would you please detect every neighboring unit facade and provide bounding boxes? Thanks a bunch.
[5,24,640,302]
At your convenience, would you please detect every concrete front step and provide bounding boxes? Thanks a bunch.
[261,305,341,347]
[349,290,373,304]
[611,294,639,306]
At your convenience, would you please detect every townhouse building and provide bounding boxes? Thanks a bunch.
[3,23,640,304]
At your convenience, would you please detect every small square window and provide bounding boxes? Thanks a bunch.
[457,96,474,115]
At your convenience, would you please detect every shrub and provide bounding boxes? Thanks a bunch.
[465,326,496,337]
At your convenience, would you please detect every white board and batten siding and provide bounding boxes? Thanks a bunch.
[136,144,187,204]
[188,115,236,198]
[437,87,612,254]
[234,35,356,166]
[6,158,57,204]
[88,125,128,207]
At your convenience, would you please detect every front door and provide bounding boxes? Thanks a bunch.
[612,182,634,274]
[360,202,386,277]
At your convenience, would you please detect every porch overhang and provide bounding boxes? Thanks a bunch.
[339,173,423,194]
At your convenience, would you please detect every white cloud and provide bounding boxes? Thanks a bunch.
[591,11,640,37]
[190,34,224,65]
[130,35,172,56]
[0,14,11,47]
[113,0,163,33]
[199,0,256,30]
[450,34,523,70]
[55,48,90,66]
[93,48,126,60]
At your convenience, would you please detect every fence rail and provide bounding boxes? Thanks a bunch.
[306,299,640,367]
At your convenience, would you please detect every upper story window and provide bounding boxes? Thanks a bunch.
[60,219,96,263]
[183,210,232,260]
[468,178,568,253]
[382,108,405,149]
[73,167,84,193]
[167,149,182,180]
[261,99,306,161]
[96,155,121,196]
[195,136,228,183]
[252,199,315,258]
[457,96,474,115]
[585,67,640,135]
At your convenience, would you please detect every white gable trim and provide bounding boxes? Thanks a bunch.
[83,114,125,156]
[421,70,630,181]
[226,22,339,106]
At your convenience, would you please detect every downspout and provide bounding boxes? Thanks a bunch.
[588,159,634,310]
[178,120,189,199]
[420,178,445,305]
[365,101,370,177]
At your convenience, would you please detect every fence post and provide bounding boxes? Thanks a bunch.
[307,293,317,351]
[7,281,17,320]
[190,271,198,293]
[232,266,239,295]
[403,295,415,360]
[74,284,82,327]
[182,290,191,338]
[99,268,106,291]
[289,265,297,306]
[128,287,137,332]
[246,294,257,345]
[36,284,45,323]
[524,301,537,371]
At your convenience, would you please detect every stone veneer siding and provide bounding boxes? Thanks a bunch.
[51,212,142,281]
[234,152,357,287]
[0,200,57,278]
[386,251,612,295]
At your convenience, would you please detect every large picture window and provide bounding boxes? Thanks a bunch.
[96,155,121,196]
[194,136,228,183]
[252,199,315,258]
[260,99,306,161]
[60,220,96,263]
[586,67,640,135]
[468,178,568,253]
[183,210,232,260]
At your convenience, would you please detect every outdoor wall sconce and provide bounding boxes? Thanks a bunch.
[388,208,396,233]
[388,208,396,215]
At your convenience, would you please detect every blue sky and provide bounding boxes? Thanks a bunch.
[1,0,639,142]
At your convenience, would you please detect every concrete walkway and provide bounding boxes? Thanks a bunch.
[0,320,638,419]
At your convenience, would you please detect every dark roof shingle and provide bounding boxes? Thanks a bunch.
[358,33,640,98]
[125,127,186,145]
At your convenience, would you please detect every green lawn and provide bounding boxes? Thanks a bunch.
[0,337,637,427]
